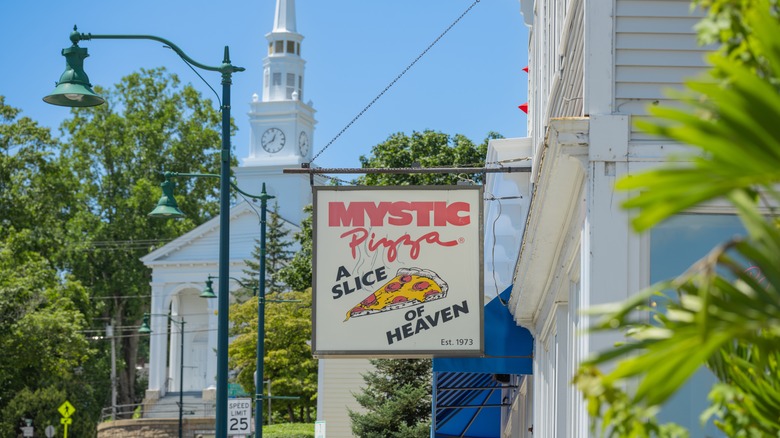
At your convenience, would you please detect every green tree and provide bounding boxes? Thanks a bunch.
[277,204,314,293]
[357,130,500,186]
[57,67,234,411]
[0,232,97,435]
[228,289,317,423]
[0,97,101,433]
[575,0,780,435]
[0,96,76,260]
[243,202,293,295]
[349,359,433,438]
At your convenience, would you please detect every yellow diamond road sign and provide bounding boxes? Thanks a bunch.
[58,400,76,418]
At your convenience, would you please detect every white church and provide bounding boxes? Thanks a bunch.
[140,0,369,436]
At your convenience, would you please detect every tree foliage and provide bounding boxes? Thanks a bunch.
[576,1,780,435]
[356,130,500,186]
[277,204,314,293]
[349,359,433,438]
[243,202,293,295]
[228,289,317,423]
[0,97,101,435]
[0,231,97,435]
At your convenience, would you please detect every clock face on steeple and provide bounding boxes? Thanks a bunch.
[298,131,309,156]
[261,127,286,153]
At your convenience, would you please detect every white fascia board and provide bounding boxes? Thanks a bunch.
[509,118,589,329]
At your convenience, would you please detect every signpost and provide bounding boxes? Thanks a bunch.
[226,398,251,436]
[20,420,33,438]
[58,400,75,438]
[315,421,326,438]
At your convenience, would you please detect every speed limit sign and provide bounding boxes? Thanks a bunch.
[227,398,252,436]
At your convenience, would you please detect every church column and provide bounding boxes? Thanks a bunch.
[146,283,169,400]
[204,289,219,392]
[169,295,181,394]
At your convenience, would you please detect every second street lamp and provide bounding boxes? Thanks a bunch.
[45,27,244,438]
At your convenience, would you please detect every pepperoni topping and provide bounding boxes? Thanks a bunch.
[424,290,441,298]
[400,275,413,283]
[361,295,377,306]
[391,296,408,304]
[350,307,367,315]
[385,282,402,292]
[412,281,431,291]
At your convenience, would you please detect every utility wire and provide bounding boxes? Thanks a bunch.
[309,0,483,164]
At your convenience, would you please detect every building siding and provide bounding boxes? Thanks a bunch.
[317,358,372,438]
[615,0,711,140]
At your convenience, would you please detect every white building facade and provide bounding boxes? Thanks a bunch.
[493,0,729,436]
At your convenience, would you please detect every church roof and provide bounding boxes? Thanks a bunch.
[140,202,262,267]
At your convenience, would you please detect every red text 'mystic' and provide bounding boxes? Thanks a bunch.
[328,201,471,227]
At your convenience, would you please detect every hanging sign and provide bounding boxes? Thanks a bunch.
[313,186,484,357]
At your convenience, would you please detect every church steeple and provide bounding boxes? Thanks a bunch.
[263,0,305,103]
[241,0,316,167]
[273,0,297,32]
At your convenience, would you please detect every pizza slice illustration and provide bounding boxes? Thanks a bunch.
[345,267,448,321]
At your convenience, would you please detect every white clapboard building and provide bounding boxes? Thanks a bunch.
[453,0,731,436]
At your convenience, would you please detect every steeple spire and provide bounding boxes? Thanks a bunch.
[273,0,297,33]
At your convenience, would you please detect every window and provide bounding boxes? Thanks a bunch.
[286,73,296,99]
[650,214,742,436]
[287,41,295,54]
[272,73,282,86]
[298,76,304,101]
[296,42,300,55]
[268,42,273,55]
[275,41,284,54]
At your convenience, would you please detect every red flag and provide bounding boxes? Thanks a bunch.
[522,66,529,73]
[518,103,528,113]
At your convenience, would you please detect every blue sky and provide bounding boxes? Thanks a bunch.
[1,0,529,170]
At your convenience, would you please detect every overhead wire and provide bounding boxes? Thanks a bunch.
[309,0,483,165]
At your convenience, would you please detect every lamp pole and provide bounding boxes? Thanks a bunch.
[256,184,272,438]
[139,314,186,438]
[45,27,244,438]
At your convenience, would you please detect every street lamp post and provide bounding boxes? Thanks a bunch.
[44,27,244,438]
[139,313,186,438]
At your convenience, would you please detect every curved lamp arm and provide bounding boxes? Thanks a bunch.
[70,27,245,76]
[163,171,273,202]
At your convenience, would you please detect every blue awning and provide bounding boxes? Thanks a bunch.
[433,286,533,375]
[432,372,509,438]
[431,286,533,438]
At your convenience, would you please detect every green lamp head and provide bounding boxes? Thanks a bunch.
[138,313,152,334]
[43,29,105,107]
[149,178,185,218]
[201,276,217,299]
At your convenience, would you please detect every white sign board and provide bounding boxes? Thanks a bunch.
[313,186,483,357]
[227,398,251,436]
[315,420,326,438]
